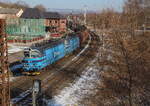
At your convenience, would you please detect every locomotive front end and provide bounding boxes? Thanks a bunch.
[22,48,46,75]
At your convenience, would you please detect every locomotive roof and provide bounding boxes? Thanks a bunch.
[31,33,77,53]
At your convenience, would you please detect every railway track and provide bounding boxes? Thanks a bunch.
[10,31,101,105]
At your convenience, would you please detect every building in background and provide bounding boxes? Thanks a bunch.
[5,7,67,43]
[6,8,45,43]
[44,12,66,33]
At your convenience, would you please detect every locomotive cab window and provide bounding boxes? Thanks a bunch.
[31,50,41,58]
[24,51,30,57]
[24,48,32,58]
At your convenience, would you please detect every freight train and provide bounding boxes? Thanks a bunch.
[22,25,89,75]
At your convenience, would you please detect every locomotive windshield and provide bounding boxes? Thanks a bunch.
[24,48,31,58]
[24,51,30,57]
[24,48,41,58]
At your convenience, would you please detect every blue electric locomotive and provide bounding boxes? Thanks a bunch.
[22,34,80,75]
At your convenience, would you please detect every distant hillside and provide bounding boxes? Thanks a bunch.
[47,8,97,14]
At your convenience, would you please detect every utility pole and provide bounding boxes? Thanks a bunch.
[32,90,37,106]
[32,80,41,106]
[84,5,87,25]
[0,19,10,106]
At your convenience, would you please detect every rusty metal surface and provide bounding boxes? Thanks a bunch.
[0,19,10,106]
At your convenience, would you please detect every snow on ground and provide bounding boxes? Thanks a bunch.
[48,65,101,106]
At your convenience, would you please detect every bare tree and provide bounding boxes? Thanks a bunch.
[34,4,46,11]
[0,0,29,9]
[84,1,150,105]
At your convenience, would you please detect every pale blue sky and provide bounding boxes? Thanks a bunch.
[10,0,125,11]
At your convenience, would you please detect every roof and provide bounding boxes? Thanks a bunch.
[20,8,66,19]
[21,8,44,19]
[43,12,66,19]
[31,39,64,53]
[0,8,20,14]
